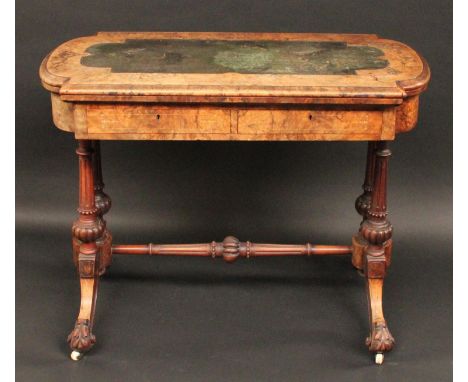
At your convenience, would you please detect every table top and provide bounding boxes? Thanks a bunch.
[40,32,429,104]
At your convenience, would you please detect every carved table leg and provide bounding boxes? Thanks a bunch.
[72,141,112,275]
[92,141,112,275]
[68,140,104,361]
[360,141,395,364]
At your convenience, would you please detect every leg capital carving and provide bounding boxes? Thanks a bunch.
[360,219,392,245]
[72,219,105,243]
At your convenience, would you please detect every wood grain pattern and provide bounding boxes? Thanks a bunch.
[58,94,404,105]
[87,105,231,134]
[54,101,399,141]
[40,32,430,103]
[395,95,419,133]
[42,33,430,142]
[237,108,382,135]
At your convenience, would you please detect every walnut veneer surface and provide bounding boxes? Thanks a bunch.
[41,32,429,141]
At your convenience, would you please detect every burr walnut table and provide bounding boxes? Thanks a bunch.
[39,32,430,364]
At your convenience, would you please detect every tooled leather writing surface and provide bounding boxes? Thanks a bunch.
[81,39,389,75]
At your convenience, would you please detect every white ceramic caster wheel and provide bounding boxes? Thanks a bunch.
[375,353,384,365]
[70,350,83,361]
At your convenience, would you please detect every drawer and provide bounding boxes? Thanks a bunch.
[86,105,231,134]
[237,109,385,135]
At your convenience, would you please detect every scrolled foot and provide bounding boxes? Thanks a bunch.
[366,322,395,353]
[67,319,96,355]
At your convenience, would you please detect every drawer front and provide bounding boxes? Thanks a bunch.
[86,105,231,134]
[237,109,384,135]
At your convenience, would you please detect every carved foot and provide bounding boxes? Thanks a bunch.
[365,277,394,364]
[366,321,395,364]
[67,319,96,360]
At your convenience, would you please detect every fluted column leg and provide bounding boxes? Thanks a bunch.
[360,141,395,364]
[67,140,104,360]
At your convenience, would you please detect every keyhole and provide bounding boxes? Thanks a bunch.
[308,114,313,121]
[156,114,161,120]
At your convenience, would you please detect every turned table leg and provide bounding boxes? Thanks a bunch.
[68,140,105,361]
[92,141,113,275]
[360,141,395,364]
[72,141,113,275]
[352,142,392,271]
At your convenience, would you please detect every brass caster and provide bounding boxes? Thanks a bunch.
[375,352,384,365]
[70,350,84,361]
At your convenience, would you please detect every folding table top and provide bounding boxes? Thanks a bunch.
[40,32,429,104]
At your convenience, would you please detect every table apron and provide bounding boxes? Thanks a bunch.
[48,95,421,141]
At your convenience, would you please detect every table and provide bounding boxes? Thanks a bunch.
[39,32,430,364]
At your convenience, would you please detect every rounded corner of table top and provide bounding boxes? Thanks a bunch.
[397,55,431,97]
[39,34,100,92]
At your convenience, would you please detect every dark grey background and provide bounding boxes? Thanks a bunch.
[16,1,452,381]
